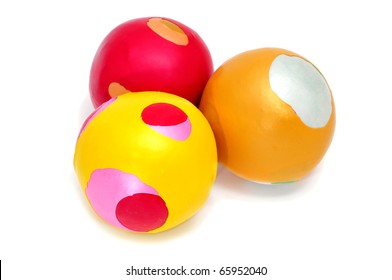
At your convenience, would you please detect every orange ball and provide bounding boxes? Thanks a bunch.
[199,48,336,183]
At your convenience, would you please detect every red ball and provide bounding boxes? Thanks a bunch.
[89,17,213,108]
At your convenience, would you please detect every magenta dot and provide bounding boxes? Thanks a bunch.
[115,193,169,232]
[141,103,188,126]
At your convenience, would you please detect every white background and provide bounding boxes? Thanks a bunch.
[1,0,391,279]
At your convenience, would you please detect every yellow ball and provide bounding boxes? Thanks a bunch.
[200,48,335,183]
[74,92,217,233]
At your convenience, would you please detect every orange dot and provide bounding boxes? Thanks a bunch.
[108,82,131,98]
[147,18,188,46]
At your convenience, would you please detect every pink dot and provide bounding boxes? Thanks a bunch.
[115,194,169,232]
[86,168,161,231]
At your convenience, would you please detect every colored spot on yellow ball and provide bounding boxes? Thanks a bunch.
[147,18,188,46]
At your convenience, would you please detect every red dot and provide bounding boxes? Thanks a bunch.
[141,103,188,126]
[115,193,169,232]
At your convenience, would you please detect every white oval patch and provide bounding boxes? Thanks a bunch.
[269,54,332,128]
